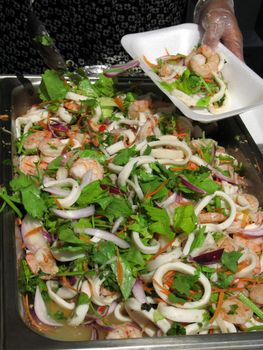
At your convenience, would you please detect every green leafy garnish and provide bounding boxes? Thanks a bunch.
[221,251,242,273]
[39,70,69,101]
[173,204,197,234]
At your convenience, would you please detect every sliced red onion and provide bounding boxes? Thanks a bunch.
[191,248,224,265]
[107,300,118,315]
[207,165,237,185]
[42,229,53,243]
[132,279,147,304]
[240,224,263,237]
[74,228,130,249]
[179,175,208,194]
[103,59,140,77]
[100,184,123,195]
[48,121,68,138]
[90,326,98,341]
[52,206,95,219]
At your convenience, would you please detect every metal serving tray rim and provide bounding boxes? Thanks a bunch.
[1,75,263,350]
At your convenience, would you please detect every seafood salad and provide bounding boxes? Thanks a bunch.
[3,69,263,341]
[144,45,229,114]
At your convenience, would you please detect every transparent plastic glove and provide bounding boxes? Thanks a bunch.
[194,0,244,60]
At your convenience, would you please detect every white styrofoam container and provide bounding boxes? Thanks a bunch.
[121,23,263,123]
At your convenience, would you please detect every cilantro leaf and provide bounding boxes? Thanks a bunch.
[173,204,197,234]
[216,272,235,288]
[76,180,105,207]
[221,251,242,273]
[143,203,174,239]
[103,196,132,221]
[93,74,115,97]
[171,271,199,296]
[196,96,211,107]
[111,254,135,300]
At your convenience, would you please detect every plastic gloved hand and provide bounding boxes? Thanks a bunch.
[194,0,244,60]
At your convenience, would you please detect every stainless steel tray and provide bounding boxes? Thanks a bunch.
[1,75,263,350]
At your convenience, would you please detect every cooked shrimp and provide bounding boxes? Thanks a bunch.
[237,194,259,212]
[38,138,65,157]
[219,298,253,324]
[159,63,173,78]
[199,212,226,224]
[186,45,220,79]
[233,235,263,254]
[249,284,263,305]
[23,130,52,150]
[128,100,151,119]
[217,236,238,252]
[69,157,104,181]
[22,215,58,275]
[19,155,47,175]
[105,323,142,339]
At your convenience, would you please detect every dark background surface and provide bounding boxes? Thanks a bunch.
[186,0,263,77]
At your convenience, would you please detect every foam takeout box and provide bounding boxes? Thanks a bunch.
[121,23,263,123]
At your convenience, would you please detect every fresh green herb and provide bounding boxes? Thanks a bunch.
[143,202,174,239]
[10,173,47,219]
[53,311,66,320]
[171,271,200,297]
[153,309,165,322]
[77,292,90,306]
[34,34,54,46]
[39,70,69,101]
[216,272,235,288]
[166,322,186,336]
[221,251,242,273]
[238,293,263,320]
[113,146,137,165]
[173,204,197,234]
[196,96,211,107]
[189,226,206,253]
[0,187,23,217]
[79,149,106,164]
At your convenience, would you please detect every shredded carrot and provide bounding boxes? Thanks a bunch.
[114,96,124,110]
[144,180,168,200]
[52,196,63,209]
[196,147,205,160]
[149,238,176,261]
[163,270,176,289]
[116,252,123,285]
[237,260,250,272]
[209,290,225,324]
[153,278,170,296]
[212,287,244,293]
[176,133,189,138]
[171,166,185,172]
[24,226,42,238]
[16,217,22,225]
[143,55,159,68]
[236,278,263,284]
[187,161,199,171]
